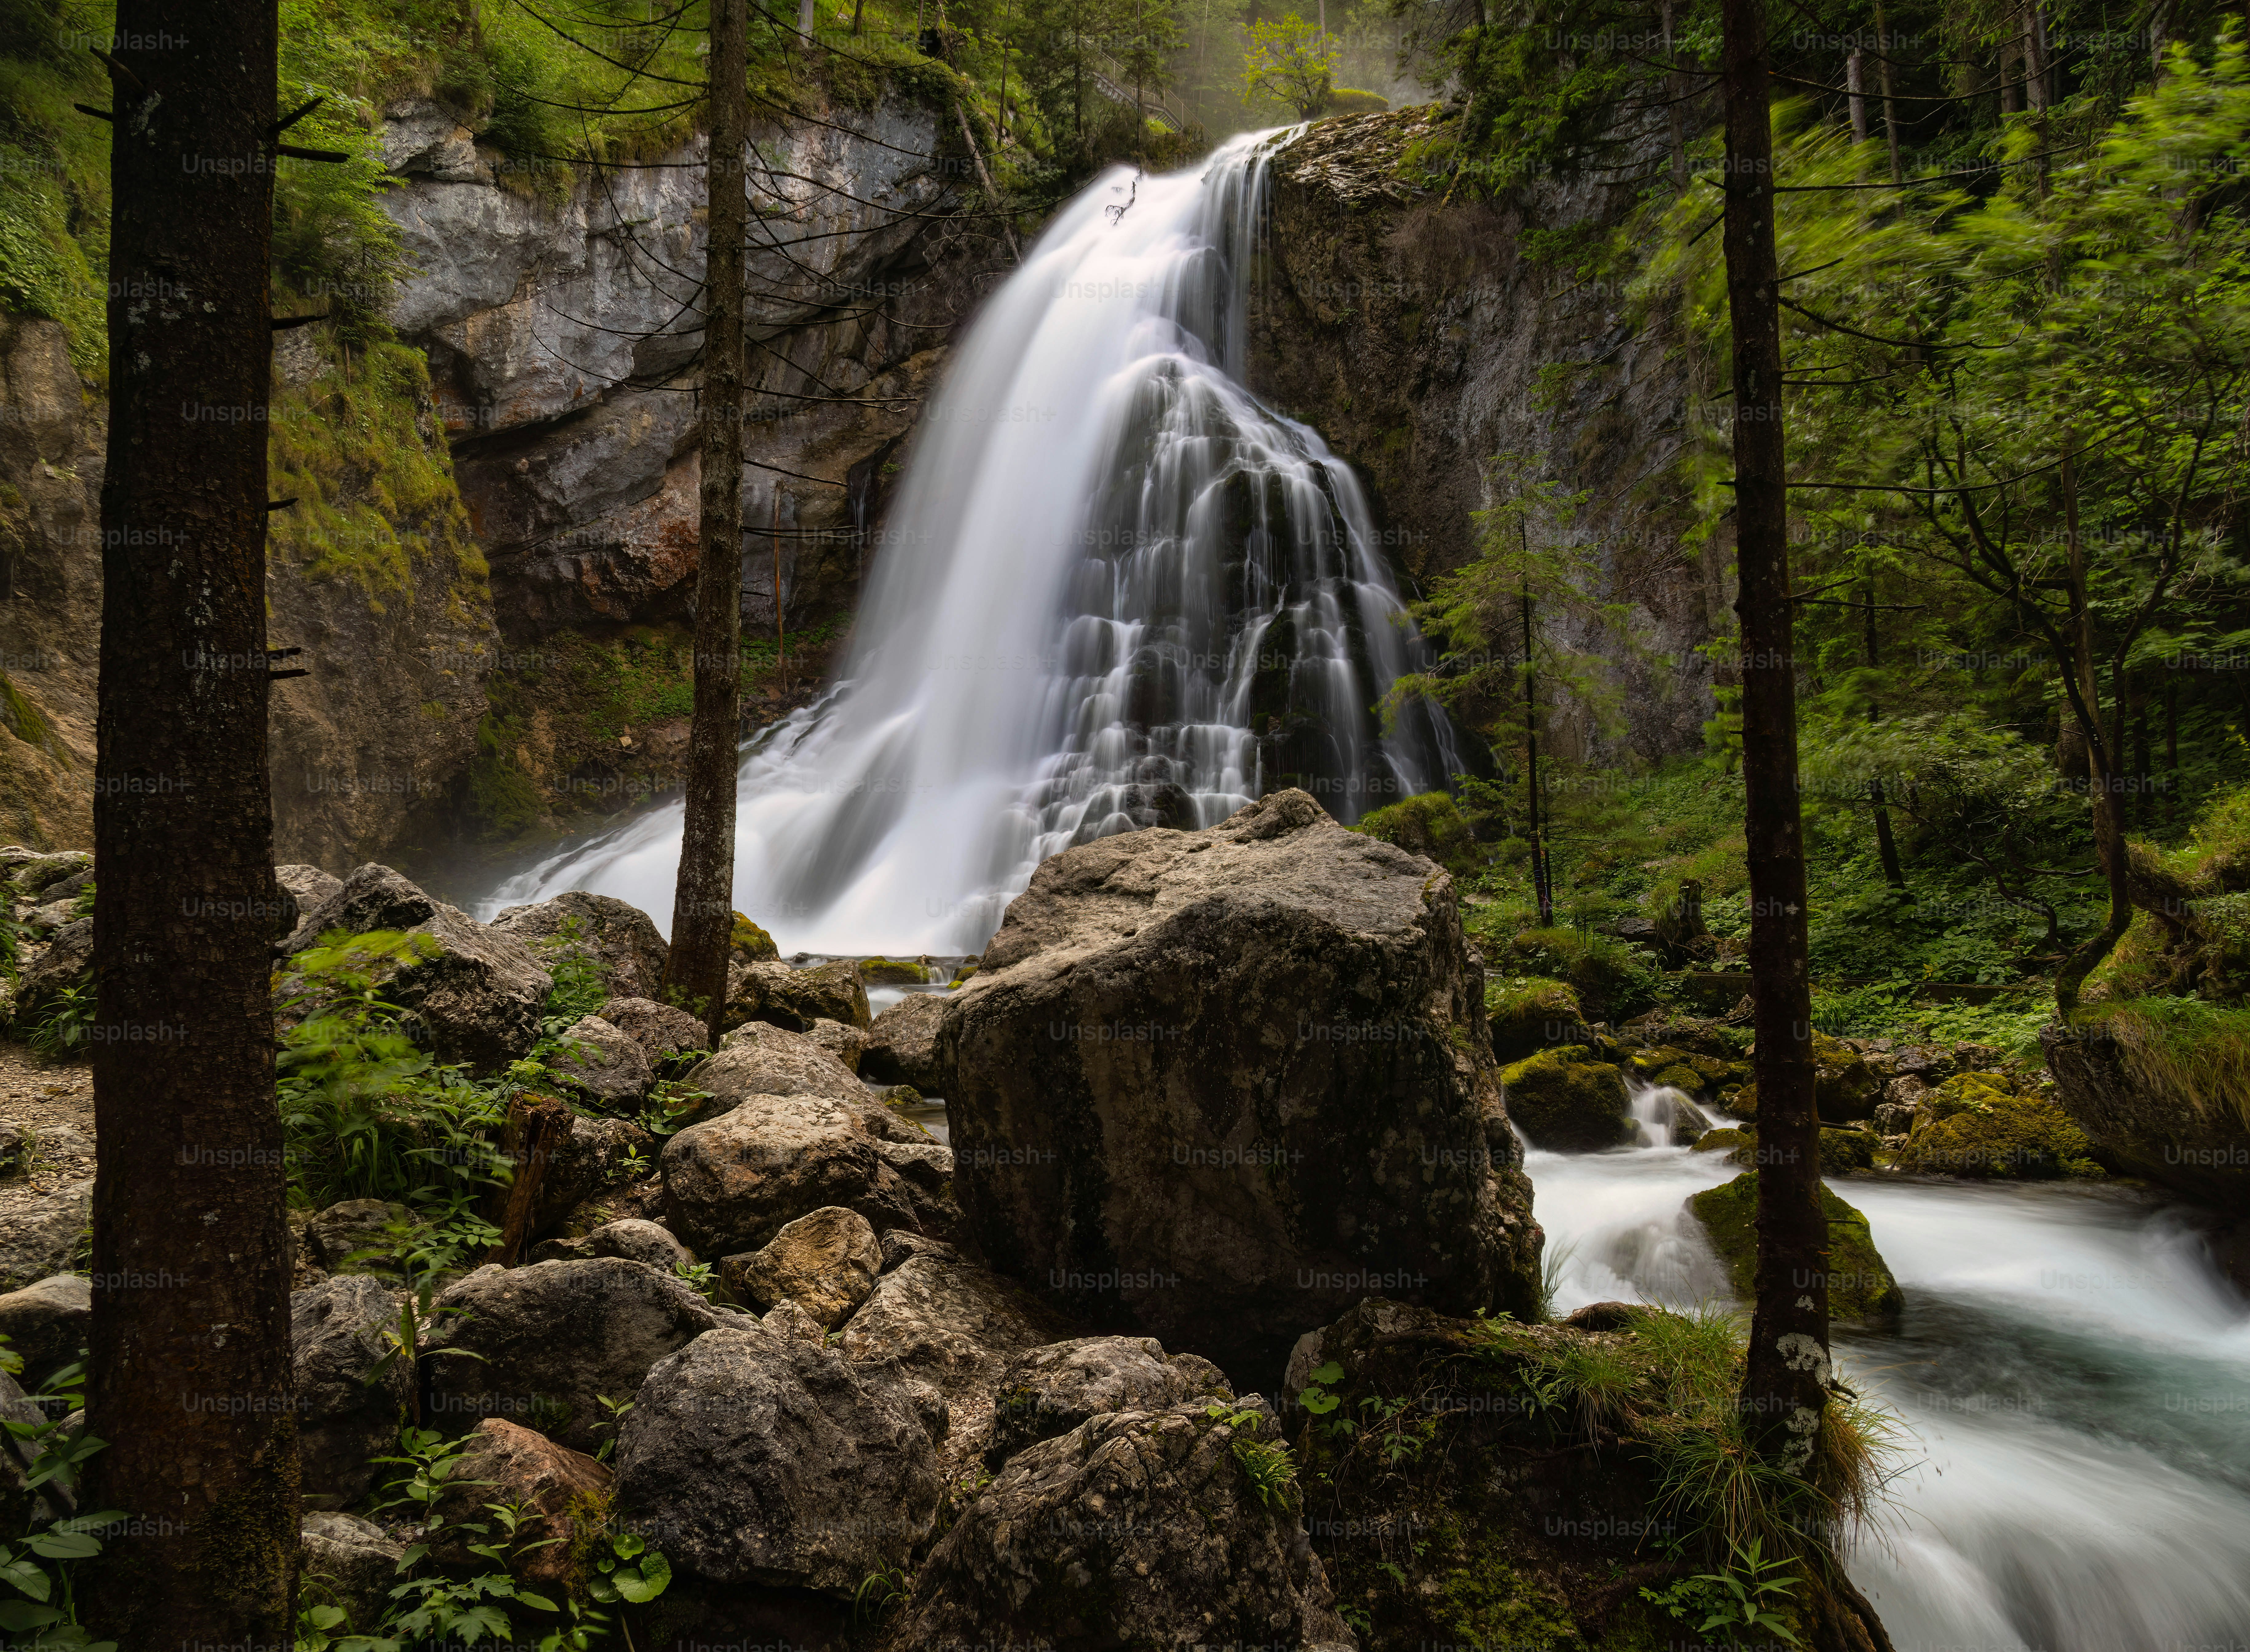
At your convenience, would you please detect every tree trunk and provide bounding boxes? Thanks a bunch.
[1846,49,1868,144]
[1873,0,1903,182]
[1864,580,1906,889]
[83,0,299,1639]
[1721,0,1830,1476]
[1662,0,1689,190]
[1522,580,1552,928]
[668,0,750,1046]
[2055,443,2131,1014]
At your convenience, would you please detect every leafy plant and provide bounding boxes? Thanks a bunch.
[1639,1538,1804,1648]
[0,1355,123,1649]
[25,978,95,1062]
[671,1260,718,1300]
[852,1563,911,1624]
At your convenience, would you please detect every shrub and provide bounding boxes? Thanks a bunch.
[1355,791,1484,877]
[1497,926,1663,1021]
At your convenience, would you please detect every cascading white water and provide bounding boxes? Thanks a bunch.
[1530,1130,2250,1647]
[483,130,1459,951]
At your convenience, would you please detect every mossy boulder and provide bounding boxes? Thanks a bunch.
[728,912,779,962]
[1690,1127,1750,1156]
[1485,975,1583,1063]
[1500,1046,1634,1151]
[1497,927,1663,1023]
[1818,1127,1877,1176]
[858,956,928,987]
[1920,1070,2014,1121]
[1650,1062,1705,1095]
[2043,999,2250,1204]
[1895,1090,2104,1180]
[1731,1032,1882,1126]
[1355,790,1482,877]
[1687,1171,1903,1321]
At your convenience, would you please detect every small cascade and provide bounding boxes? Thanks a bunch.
[1626,1081,1693,1148]
[484,129,1459,953]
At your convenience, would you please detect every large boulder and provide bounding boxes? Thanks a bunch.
[0,1180,91,1290]
[427,1418,612,1590]
[725,958,871,1033]
[292,1275,413,1506]
[861,991,948,1091]
[612,1325,945,1591]
[883,1399,1356,1651]
[279,864,552,1071]
[940,789,1542,1381]
[697,1022,868,1106]
[720,1206,882,1329]
[838,1253,1077,1455]
[422,1257,744,1451]
[1500,1045,1635,1150]
[599,996,709,1068]
[0,1275,89,1393]
[490,889,670,1000]
[550,1015,656,1108]
[532,1115,655,1237]
[304,1199,410,1273]
[984,1335,1233,1470]
[275,864,345,951]
[1687,1171,1903,1321]
[1734,1031,1885,1125]
[661,1092,938,1257]
[2045,1012,2250,1204]
[299,1511,404,1636]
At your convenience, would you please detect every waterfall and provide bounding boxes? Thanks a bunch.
[484,128,1460,952]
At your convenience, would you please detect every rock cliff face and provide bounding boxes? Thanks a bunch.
[1248,110,1719,767]
[0,92,998,865]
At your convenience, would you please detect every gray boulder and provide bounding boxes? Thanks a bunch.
[612,1325,944,1591]
[701,1021,868,1103]
[0,1180,91,1290]
[292,1275,413,1507]
[279,864,552,1071]
[721,1206,882,1329]
[275,863,345,951]
[661,1092,935,1257]
[884,1399,1356,1651]
[304,1199,410,1273]
[803,1017,866,1074]
[599,996,708,1067]
[551,1015,656,1107]
[491,889,670,1001]
[984,1335,1233,1470]
[941,787,1542,1381]
[861,991,947,1091]
[584,1217,695,1272]
[839,1253,1075,1456]
[422,1257,742,1452]
[531,1114,655,1238]
[0,1275,89,1394]
[300,1510,404,1636]
[725,958,871,1032]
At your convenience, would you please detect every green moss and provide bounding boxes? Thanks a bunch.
[1497,926,1663,1022]
[1818,1126,1876,1175]
[1896,1092,2103,1180]
[467,713,544,838]
[1432,1543,1589,1651]
[730,913,779,962]
[1687,1170,1904,1321]
[1690,1126,1748,1154]
[2082,996,2250,1135]
[1650,1062,1703,1094]
[858,956,927,985]
[1356,790,1485,877]
[268,339,485,609]
[1500,1045,1632,1151]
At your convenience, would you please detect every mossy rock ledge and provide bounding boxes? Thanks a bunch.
[1687,1171,1904,1322]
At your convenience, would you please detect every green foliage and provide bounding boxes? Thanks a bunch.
[1494,926,1662,1022]
[1354,791,1485,877]
[1640,1538,1804,1648]
[538,918,613,1026]
[22,976,93,1061]
[1240,13,1335,120]
[2083,995,2250,1132]
[0,1352,121,1650]
[1205,1403,1301,1512]
[276,929,512,1210]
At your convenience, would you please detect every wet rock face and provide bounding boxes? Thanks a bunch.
[2044,1020,2250,1205]
[940,788,1544,1386]
[384,101,961,646]
[490,889,670,999]
[883,1398,1358,1652]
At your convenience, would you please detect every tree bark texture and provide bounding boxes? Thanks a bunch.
[1720,0,1831,1475]
[84,0,299,1638]
[668,0,750,1047]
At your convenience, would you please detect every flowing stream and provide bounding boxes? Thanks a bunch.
[1536,1092,2250,1649]
[483,129,1458,950]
